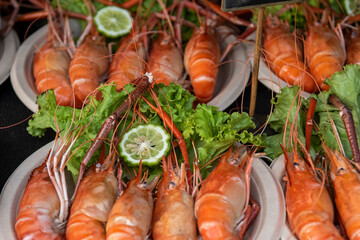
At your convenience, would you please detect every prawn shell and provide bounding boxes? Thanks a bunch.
[195,155,247,240]
[33,40,80,108]
[263,18,316,93]
[346,30,360,65]
[66,171,117,240]
[15,164,64,240]
[148,35,183,86]
[326,148,360,240]
[285,153,343,240]
[304,23,345,91]
[106,178,153,240]
[69,36,109,103]
[184,26,220,103]
[152,188,197,240]
[108,35,146,90]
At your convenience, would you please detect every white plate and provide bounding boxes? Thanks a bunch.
[270,154,297,240]
[0,19,20,85]
[244,32,311,99]
[0,142,285,239]
[10,24,250,112]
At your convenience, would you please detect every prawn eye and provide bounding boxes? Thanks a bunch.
[138,182,148,189]
[96,163,102,172]
[169,182,176,189]
[229,159,238,165]
[337,168,345,175]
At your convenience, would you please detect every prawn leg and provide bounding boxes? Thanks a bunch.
[328,94,360,164]
[237,196,261,239]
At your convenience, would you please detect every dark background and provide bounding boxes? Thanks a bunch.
[0,20,273,192]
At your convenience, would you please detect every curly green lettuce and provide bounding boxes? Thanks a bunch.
[265,64,360,160]
[28,83,261,181]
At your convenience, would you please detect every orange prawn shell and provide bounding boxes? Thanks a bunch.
[346,29,360,65]
[66,170,117,240]
[108,35,146,90]
[304,22,345,91]
[106,177,154,240]
[69,36,109,103]
[148,35,184,86]
[195,152,248,240]
[284,152,343,240]
[325,147,360,240]
[184,25,220,103]
[152,163,197,240]
[15,164,64,240]
[33,40,80,108]
[263,17,316,93]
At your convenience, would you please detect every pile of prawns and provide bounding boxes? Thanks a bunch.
[29,0,256,108]
[281,92,360,239]
[15,75,260,240]
[263,0,360,93]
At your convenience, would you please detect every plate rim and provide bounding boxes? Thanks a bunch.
[0,21,20,85]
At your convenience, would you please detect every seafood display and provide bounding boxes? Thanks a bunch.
[6,1,360,240]
[9,67,268,239]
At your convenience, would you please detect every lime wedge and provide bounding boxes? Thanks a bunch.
[343,0,360,15]
[94,6,133,38]
[119,124,170,167]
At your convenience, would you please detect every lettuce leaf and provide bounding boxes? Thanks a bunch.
[265,65,360,161]
[264,86,321,159]
[28,84,135,178]
[28,83,261,181]
[183,104,262,177]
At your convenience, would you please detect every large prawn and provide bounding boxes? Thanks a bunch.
[282,146,344,240]
[263,16,316,93]
[66,150,117,240]
[33,11,80,108]
[147,33,184,86]
[15,156,64,240]
[151,155,197,240]
[107,34,146,90]
[184,23,220,103]
[15,134,78,240]
[321,94,360,240]
[69,32,109,103]
[106,161,159,240]
[304,10,345,91]
[194,146,259,240]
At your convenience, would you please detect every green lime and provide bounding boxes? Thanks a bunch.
[119,124,170,167]
[94,6,133,38]
[343,0,360,15]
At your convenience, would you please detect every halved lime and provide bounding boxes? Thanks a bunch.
[343,0,360,15]
[94,6,133,38]
[119,124,170,167]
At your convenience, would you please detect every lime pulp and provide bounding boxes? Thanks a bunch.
[119,124,170,167]
[94,6,133,38]
[343,0,360,15]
